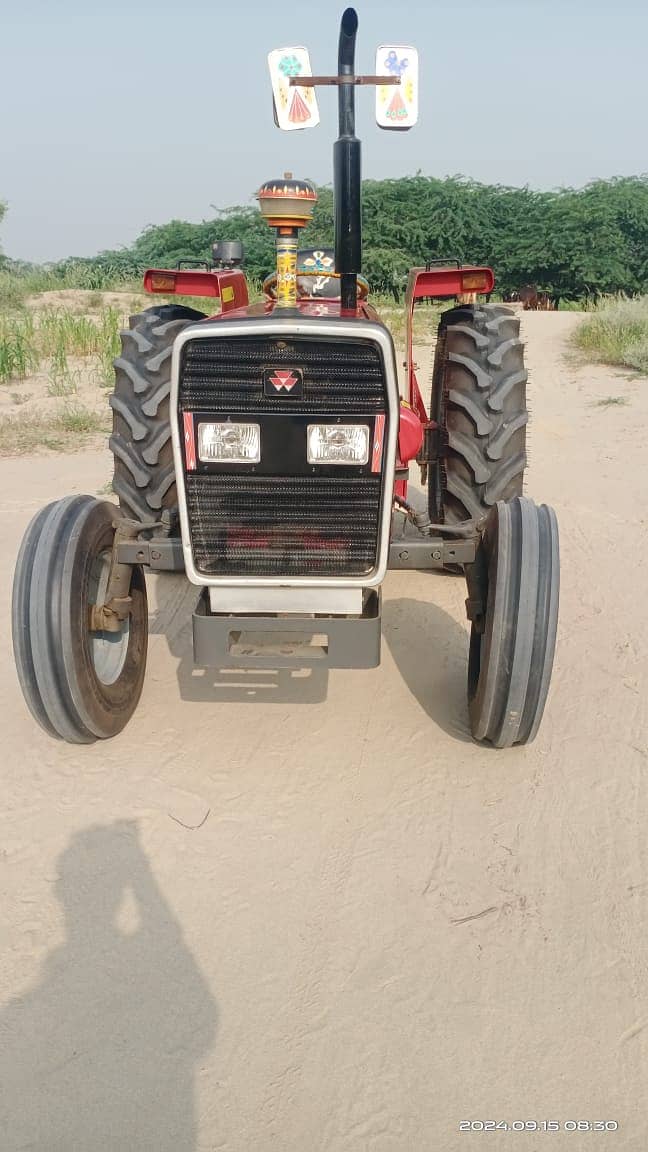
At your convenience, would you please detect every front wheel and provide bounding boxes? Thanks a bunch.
[12,496,148,743]
[466,496,559,747]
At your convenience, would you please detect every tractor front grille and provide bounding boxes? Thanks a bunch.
[179,334,385,413]
[178,331,389,578]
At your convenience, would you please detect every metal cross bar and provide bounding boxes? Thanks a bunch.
[290,75,401,87]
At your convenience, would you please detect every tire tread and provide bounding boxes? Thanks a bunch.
[429,303,528,523]
[468,496,560,747]
[109,304,205,523]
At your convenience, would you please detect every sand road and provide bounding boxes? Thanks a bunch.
[0,312,646,1150]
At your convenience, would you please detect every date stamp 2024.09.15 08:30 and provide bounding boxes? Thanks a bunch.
[459,1120,619,1134]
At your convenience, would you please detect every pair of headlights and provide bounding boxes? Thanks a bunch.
[197,421,371,466]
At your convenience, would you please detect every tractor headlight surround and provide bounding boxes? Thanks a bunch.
[307,423,370,465]
[197,421,261,464]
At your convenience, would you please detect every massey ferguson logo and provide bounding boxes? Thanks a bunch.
[264,367,303,398]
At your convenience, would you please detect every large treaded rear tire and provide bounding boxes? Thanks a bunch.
[110,305,206,524]
[428,304,528,523]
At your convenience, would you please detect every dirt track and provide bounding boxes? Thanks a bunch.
[1,312,647,1150]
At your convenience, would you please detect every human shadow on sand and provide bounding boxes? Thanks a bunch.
[0,821,217,1152]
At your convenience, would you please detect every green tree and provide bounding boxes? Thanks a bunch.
[20,175,648,301]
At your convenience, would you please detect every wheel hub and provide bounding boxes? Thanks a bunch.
[88,551,130,685]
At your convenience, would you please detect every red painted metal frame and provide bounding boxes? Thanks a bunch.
[143,268,249,313]
[404,265,495,416]
[407,265,494,303]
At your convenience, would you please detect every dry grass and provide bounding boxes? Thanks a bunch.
[573,296,648,375]
[378,300,443,346]
[596,395,630,408]
[0,404,108,456]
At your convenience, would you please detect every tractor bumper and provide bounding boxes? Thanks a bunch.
[192,588,382,669]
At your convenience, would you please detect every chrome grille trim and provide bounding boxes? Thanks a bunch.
[171,317,399,588]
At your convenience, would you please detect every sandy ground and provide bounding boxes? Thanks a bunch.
[0,312,647,1150]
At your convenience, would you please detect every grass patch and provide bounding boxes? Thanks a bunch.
[379,300,444,345]
[558,299,586,312]
[12,264,140,296]
[47,336,76,395]
[0,304,124,386]
[0,315,39,381]
[596,395,629,407]
[96,307,121,386]
[59,402,105,434]
[47,372,78,397]
[38,306,121,358]
[0,404,108,456]
[573,296,648,374]
[0,269,28,312]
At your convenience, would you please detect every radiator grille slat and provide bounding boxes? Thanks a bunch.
[180,336,385,413]
[185,475,382,576]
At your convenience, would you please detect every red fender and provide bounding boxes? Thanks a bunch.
[398,402,424,464]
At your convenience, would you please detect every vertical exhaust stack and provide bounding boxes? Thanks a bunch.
[266,7,418,310]
[334,7,361,312]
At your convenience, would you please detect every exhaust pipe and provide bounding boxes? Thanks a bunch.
[334,7,361,312]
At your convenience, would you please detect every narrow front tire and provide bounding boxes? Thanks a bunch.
[12,496,148,743]
[466,496,559,747]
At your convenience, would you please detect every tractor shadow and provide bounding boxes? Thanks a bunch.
[148,574,472,731]
[150,573,329,705]
[0,821,217,1151]
[382,592,474,743]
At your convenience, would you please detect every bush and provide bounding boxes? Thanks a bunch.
[5,174,648,304]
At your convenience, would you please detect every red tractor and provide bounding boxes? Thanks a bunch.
[12,8,558,748]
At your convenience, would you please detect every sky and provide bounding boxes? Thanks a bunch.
[1,0,646,263]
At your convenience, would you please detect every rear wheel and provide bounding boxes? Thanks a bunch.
[11,496,148,743]
[428,304,528,523]
[466,496,559,747]
[110,304,206,526]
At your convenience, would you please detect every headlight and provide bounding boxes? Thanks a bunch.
[197,421,261,464]
[307,423,370,465]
